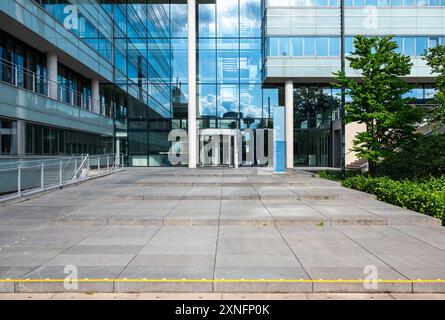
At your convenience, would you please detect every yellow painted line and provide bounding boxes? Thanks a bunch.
[0,279,444,283]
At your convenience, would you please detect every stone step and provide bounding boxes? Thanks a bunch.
[52,216,392,227]
[107,194,375,201]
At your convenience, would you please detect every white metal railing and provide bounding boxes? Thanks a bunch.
[0,57,113,118]
[0,154,124,203]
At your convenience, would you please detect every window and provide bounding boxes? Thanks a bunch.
[290,37,303,56]
[316,38,329,56]
[304,38,315,56]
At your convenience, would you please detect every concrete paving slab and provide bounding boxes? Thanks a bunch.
[0,168,443,293]
[222,293,308,300]
[51,292,137,300]
[307,293,394,300]
[390,293,445,300]
[0,293,55,299]
[137,293,222,300]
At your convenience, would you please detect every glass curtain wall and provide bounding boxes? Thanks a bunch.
[197,0,277,131]
[109,0,277,167]
[279,87,341,167]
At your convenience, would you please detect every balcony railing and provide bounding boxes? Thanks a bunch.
[0,57,113,118]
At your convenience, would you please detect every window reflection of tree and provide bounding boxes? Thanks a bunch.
[293,87,341,129]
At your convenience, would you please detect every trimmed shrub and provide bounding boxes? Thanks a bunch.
[341,175,445,221]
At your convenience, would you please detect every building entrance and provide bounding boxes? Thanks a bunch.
[199,129,239,168]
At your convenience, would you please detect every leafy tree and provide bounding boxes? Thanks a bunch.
[333,35,425,177]
[423,45,445,131]
[377,134,445,180]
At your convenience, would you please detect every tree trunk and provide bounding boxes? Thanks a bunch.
[368,160,377,178]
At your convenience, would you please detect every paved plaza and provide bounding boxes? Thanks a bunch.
[0,168,444,294]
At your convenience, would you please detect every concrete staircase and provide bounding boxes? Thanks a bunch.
[346,159,368,171]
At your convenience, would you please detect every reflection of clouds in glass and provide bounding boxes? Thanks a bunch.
[171,4,187,36]
[198,3,215,36]
[241,92,262,118]
[218,86,239,116]
[200,92,216,116]
[240,0,261,34]
[218,0,239,36]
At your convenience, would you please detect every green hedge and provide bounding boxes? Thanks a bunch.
[341,175,445,221]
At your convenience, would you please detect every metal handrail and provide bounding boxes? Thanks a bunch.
[0,153,124,203]
[0,57,113,118]
[73,154,90,180]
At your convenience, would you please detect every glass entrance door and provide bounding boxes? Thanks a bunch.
[199,129,239,168]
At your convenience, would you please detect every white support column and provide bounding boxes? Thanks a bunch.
[91,78,100,114]
[285,79,294,169]
[188,0,197,168]
[47,52,58,100]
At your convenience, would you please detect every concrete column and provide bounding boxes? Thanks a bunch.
[47,52,58,100]
[285,79,294,169]
[188,0,197,168]
[91,78,100,114]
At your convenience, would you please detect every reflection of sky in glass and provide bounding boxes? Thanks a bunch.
[217,0,239,37]
[198,3,216,37]
[240,85,263,118]
[171,3,188,37]
[218,85,239,117]
[199,84,217,117]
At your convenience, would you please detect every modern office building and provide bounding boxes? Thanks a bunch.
[0,0,441,168]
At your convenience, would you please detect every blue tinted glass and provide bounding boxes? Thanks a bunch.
[416,37,428,56]
[316,0,329,5]
[304,38,315,56]
[263,89,278,118]
[240,0,261,37]
[171,3,188,37]
[199,84,217,117]
[269,38,279,56]
[240,84,263,118]
[404,37,415,56]
[345,37,354,55]
[429,37,439,48]
[172,38,188,83]
[291,37,303,56]
[217,38,239,83]
[218,84,239,117]
[394,37,403,53]
[198,38,216,83]
[240,38,261,83]
[217,0,239,37]
[198,3,216,37]
[316,37,329,56]
[329,37,340,56]
[279,38,289,56]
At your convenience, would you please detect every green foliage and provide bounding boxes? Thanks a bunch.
[318,170,360,181]
[333,36,426,176]
[378,134,445,180]
[341,175,445,220]
[423,45,445,130]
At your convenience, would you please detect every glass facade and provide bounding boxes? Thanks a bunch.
[101,0,278,167]
[0,0,442,167]
[265,0,445,6]
[24,122,112,156]
[0,117,17,155]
